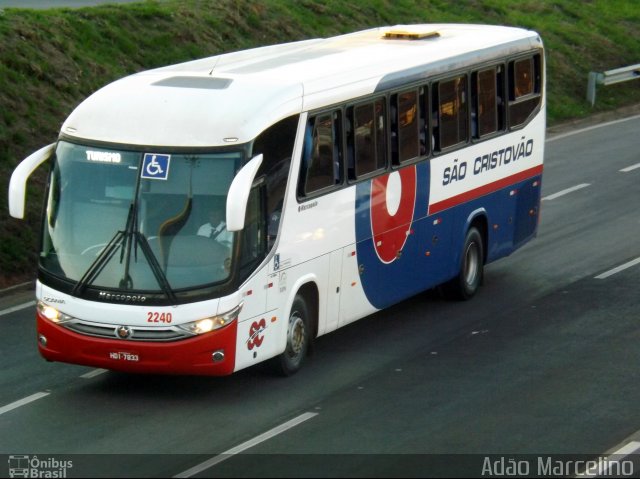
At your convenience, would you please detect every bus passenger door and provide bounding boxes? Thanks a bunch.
[236,185,269,316]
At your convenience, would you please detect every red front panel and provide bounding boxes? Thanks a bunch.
[36,311,237,376]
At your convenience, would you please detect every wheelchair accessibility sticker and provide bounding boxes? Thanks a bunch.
[141,153,171,180]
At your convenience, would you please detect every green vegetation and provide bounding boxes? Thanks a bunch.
[1,0,639,287]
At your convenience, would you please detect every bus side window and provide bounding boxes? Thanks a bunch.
[472,67,498,138]
[513,58,533,98]
[437,75,468,150]
[392,88,420,164]
[299,111,343,196]
[350,98,386,179]
[508,54,542,128]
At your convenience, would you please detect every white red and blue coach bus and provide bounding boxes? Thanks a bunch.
[8,24,545,375]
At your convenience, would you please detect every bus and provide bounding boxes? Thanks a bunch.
[8,24,545,376]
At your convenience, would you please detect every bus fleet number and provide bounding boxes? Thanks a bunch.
[147,312,172,324]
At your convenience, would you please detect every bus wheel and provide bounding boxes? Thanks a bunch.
[273,295,311,376]
[442,226,484,300]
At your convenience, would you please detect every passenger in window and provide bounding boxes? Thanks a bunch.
[471,100,483,138]
[431,109,440,150]
[515,69,532,97]
[198,208,232,247]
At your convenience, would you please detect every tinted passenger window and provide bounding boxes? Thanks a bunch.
[475,68,498,137]
[395,89,420,163]
[436,75,468,149]
[514,58,534,97]
[299,111,342,196]
[349,98,386,178]
[508,54,542,128]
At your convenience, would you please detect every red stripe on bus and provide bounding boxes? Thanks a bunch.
[428,165,543,215]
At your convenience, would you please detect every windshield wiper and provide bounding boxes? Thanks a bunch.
[72,203,177,302]
[71,223,127,298]
[135,232,176,302]
[119,202,138,290]
[72,154,178,302]
[118,197,178,303]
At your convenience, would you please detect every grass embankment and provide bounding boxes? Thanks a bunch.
[0,0,639,287]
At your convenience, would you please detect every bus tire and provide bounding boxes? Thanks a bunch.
[442,226,484,300]
[272,294,311,376]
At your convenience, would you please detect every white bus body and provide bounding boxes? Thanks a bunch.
[9,24,545,375]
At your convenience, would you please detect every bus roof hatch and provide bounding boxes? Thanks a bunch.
[383,26,440,40]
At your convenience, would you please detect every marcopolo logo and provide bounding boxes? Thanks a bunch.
[99,291,147,303]
[8,455,73,478]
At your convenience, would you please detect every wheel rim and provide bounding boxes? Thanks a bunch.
[464,241,480,287]
[287,312,306,359]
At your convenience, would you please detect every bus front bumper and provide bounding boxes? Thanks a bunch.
[36,312,237,376]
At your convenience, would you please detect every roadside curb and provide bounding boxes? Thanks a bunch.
[546,103,640,138]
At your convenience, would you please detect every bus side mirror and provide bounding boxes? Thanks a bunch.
[8,143,56,219]
[226,154,263,232]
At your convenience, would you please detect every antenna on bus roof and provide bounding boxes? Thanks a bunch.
[208,57,220,75]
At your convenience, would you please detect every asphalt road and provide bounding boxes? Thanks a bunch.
[1,114,640,478]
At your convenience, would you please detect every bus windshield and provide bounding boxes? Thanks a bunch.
[41,141,241,292]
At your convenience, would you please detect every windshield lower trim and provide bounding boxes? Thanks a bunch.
[39,264,239,307]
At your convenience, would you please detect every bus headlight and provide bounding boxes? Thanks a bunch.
[37,301,74,324]
[178,303,242,336]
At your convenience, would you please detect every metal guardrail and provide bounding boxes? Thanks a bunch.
[587,64,640,106]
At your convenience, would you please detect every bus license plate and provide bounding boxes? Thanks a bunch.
[109,352,139,362]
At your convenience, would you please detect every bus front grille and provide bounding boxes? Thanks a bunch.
[61,320,192,342]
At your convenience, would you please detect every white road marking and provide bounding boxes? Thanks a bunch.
[541,183,591,201]
[0,281,32,295]
[80,368,108,379]
[173,412,319,478]
[620,162,640,173]
[0,300,36,318]
[595,257,640,279]
[546,114,640,143]
[608,441,640,458]
[0,392,50,416]
[577,441,640,477]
